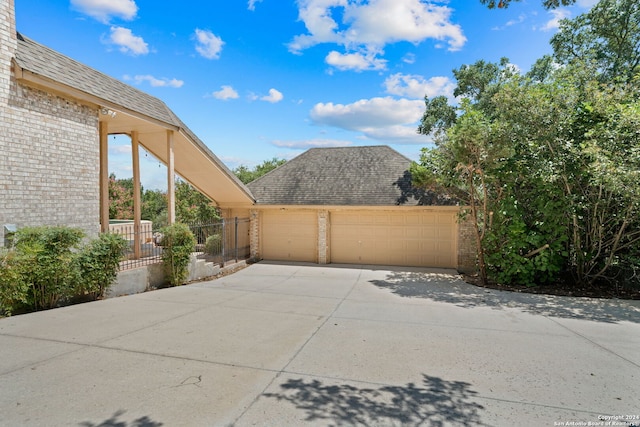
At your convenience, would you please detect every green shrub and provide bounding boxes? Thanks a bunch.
[14,226,84,311]
[0,249,29,316]
[204,234,222,256]
[160,223,196,286]
[76,233,127,300]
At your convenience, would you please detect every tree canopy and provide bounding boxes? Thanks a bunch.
[108,175,219,228]
[413,0,640,291]
[233,158,286,184]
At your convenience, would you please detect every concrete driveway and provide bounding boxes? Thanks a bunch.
[1,262,639,426]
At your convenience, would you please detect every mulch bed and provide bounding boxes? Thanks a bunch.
[462,274,640,300]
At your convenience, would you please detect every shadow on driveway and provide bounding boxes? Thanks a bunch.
[79,410,163,427]
[369,271,640,324]
[264,374,487,427]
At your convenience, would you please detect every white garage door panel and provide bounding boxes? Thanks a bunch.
[262,211,317,262]
[330,211,457,268]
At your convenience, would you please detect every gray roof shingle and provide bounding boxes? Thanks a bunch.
[15,33,178,126]
[247,145,454,206]
[13,32,253,200]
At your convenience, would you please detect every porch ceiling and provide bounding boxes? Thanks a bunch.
[13,32,254,208]
[102,112,254,208]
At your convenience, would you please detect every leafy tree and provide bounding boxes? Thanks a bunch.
[550,0,640,84]
[141,189,167,229]
[175,180,220,224]
[233,158,286,184]
[413,59,519,285]
[414,8,640,290]
[108,173,220,227]
[108,174,135,220]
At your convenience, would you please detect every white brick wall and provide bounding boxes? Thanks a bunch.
[1,0,101,242]
[0,0,16,103]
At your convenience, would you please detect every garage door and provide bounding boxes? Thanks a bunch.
[330,211,457,268]
[261,210,317,262]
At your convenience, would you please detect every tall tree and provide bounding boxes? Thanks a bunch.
[233,158,286,184]
[108,174,135,220]
[550,0,640,83]
[175,180,220,224]
[414,1,640,289]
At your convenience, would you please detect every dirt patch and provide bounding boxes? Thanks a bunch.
[462,274,640,300]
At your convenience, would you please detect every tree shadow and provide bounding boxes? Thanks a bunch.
[79,410,163,427]
[393,171,458,206]
[369,271,640,324]
[263,374,487,426]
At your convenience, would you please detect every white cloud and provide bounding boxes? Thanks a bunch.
[358,125,426,144]
[402,53,416,64]
[261,88,284,103]
[383,73,455,100]
[108,26,149,55]
[194,29,224,59]
[325,50,387,71]
[492,13,526,31]
[540,9,571,32]
[272,139,353,149]
[248,0,263,10]
[212,85,239,100]
[71,0,137,23]
[109,145,132,155]
[126,75,184,88]
[289,0,466,70]
[310,96,425,143]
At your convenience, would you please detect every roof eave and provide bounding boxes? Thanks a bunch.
[13,60,180,131]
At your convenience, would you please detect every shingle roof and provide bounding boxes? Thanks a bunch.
[15,33,178,126]
[247,145,454,206]
[13,32,253,201]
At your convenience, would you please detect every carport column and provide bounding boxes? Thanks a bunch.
[249,209,260,261]
[99,121,109,233]
[318,209,329,264]
[131,131,141,259]
[166,130,175,224]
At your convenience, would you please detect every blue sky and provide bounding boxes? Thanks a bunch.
[15,0,596,190]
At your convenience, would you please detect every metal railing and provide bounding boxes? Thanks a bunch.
[108,217,250,271]
[190,217,251,266]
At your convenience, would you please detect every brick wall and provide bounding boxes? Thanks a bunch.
[0,0,16,102]
[457,210,477,274]
[249,209,260,260]
[1,63,100,242]
[317,209,328,264]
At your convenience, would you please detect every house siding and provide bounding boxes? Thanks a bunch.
[1,1,100,242]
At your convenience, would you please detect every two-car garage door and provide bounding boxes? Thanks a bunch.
[330,211,457,268]
[260,209,458,268]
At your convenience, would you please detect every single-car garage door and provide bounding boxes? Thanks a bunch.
[261,210,317,262]
[330,210,457,268]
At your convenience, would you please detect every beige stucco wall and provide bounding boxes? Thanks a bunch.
[0,0,100,243]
